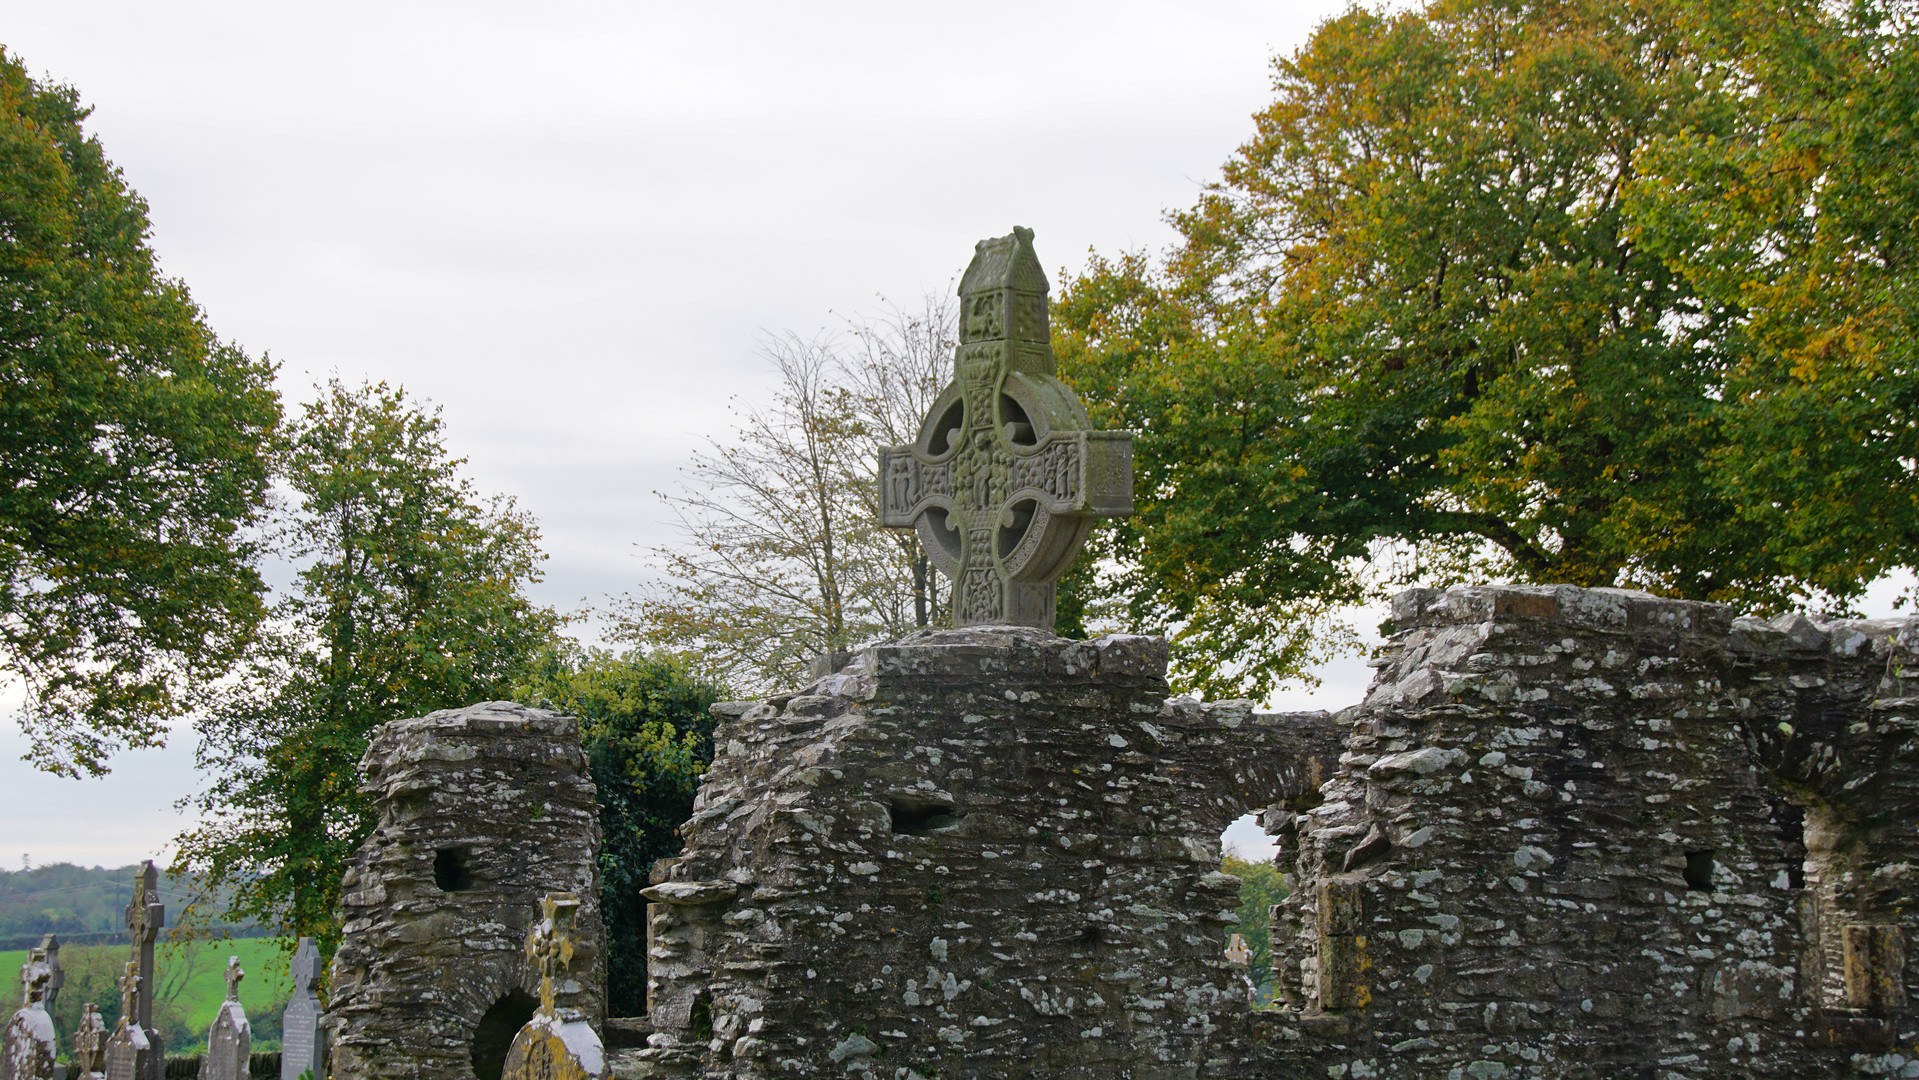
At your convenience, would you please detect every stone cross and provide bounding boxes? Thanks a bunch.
[502,893,602,1080]
[527,892,579,1021]
[879,227,1133,629]
[36,936,61,1015]
[102,963,152,1080]
[73,1002,107,1079]
[3,950,57,1080]
[198,957,250,1080]
[122,860,164,1080]
[279,938,325,1080]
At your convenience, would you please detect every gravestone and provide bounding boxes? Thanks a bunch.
[197,958,248,1080]
[121,864,163,1080]
[501,893,603,1080]
[101,964,151,1080]
[2,947,57,1080]
[878,226,1132,629]
[35,939,61,1016]
[71,1003,106,1080]
[278,939,324,1080]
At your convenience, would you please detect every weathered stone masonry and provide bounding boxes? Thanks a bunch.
[636,626,1342,1079]
[330,701,605,1080]
[1257,585,1919,1079]
[628,585,1919,1079]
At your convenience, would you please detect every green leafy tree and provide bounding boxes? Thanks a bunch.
[1054,0,1917,699]
[1626,0,1919,596]
[0,49,280,776]
[515,645,725,1017]
[175,380,559,949]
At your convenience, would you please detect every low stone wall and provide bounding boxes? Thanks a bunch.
[635,626,1343,1079]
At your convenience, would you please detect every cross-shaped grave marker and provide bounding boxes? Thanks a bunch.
[526,892,579,1021]
[222,956,244,1002]
[879,227,1133,629]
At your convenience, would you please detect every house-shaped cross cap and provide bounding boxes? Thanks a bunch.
[878,227,1133,630]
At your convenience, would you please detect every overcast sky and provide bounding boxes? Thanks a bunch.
[8,2,1910,871]
[1,0,1377,867]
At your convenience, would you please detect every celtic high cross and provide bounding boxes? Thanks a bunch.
[879,227,1132,629]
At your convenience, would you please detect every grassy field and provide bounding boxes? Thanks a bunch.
[1,937,294,1051]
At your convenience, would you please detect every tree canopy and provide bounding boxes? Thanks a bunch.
[1053,0,1918,699]
[0,49,281,775]
[175,380,559,948]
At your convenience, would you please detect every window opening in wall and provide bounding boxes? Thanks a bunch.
[889,795,961,835]
[470,988,537,1080]
[1684,850,1716,892]
[435,847,474,892]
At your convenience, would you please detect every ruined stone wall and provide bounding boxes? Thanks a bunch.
[632,626,1342,1080]
[1258,585,1919,1080]
[330,701,604,1080]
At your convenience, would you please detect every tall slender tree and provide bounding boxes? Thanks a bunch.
[623,297,953,693]
[175,380,558,947]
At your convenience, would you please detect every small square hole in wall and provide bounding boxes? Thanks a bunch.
[1684,850,1716,892]
[435,847,474,892]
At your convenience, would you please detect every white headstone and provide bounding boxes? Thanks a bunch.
[197,958,249,1080]
[3,948,57,1080]
[279,939,324,1080]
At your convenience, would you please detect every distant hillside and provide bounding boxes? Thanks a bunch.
[0,863,261,949]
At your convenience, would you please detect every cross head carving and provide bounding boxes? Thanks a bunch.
[525,892,580,1020]
[19,947,49,1007]
[223,956,244,1002]
[74,1002,107,1071]
[879,227,1133,629]
[290,937,319,995]
[116,962,140,1031]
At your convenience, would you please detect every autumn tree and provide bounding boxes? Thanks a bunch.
[1053,0,1917,699]
[175,381,559,947]
[0,49,281,775]
[623,297,953,693]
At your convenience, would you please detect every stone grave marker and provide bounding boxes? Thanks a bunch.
[35,938,61,1017]
[101,964,151,1080]
[121,864,163,1080]
[3,947,57,1080]
[502,893,603,1080]
[878,226,1132,629]
[71,1004,107,1080]
[197,958,249,1080]
[279,939,324,1080]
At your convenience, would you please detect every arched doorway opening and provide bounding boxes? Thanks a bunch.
[470,989,538,1080]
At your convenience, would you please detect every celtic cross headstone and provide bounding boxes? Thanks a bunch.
[198,958,249,1080]
[502,893,603,1080]
[102,964,151,1080]
[279,938,324,1080]
[3,947,57,1080]
[879,227,1133,629]
[72,1003,107,1079]
[122,863,163,1080]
